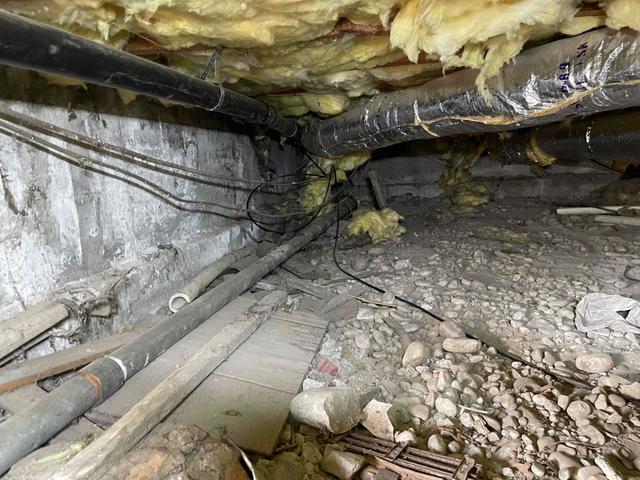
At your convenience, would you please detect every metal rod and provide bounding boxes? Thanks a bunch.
[0,212,341,474]
[0,11,297,138]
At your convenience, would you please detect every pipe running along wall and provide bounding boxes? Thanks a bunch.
[301,28,640,157]
[0,11,297,138]
[0,210,344,475]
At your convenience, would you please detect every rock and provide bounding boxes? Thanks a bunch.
[290,388,361,434]
[435,397,457,418]
[361,400,394,441]
[394,429,418,445]
[567,400,592,421]
[531,462,545,477]
[402,342,426,367]
[301,443,323,465]
[576,354,614,374]
[549,452,581,470]
[359,466,379,480]
[438,322,465,338]
[576,466,606,480]
[620,382,640,400]
[513,377,542,393]
[441,338,480,353]
[407,404,431,421]
[578,424,606,446]
[354,333,371,350]
[320,450,365,480]
[427,434,447,454]
[352,258,368,272]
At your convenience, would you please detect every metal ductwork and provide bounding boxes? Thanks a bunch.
[487,108,640,168]
[301,28,640,157]
[0,10,298,138]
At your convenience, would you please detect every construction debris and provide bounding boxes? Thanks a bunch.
[289,387,362,434]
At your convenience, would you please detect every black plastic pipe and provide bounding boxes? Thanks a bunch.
[0,211,340,474]
[0,10,297,138]
[487,108,640,166]
[301,28,640,156]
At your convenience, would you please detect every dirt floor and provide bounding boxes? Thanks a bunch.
[264,198,640,480]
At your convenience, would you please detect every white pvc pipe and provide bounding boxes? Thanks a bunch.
[594,215,640,226]
[168,247,252,313]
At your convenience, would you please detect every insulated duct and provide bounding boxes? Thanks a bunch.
[487,108,640,167]
[302,28,640,156]
[0,11,297,138]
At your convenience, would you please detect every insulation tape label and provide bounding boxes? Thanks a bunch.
[106,355,129,381]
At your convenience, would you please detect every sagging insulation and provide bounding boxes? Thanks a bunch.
[3,0,640,116]
[301,152,371,209]
[346,207,406,244]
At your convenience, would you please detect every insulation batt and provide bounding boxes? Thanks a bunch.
[4,0,640,115]
[346,208,406,244]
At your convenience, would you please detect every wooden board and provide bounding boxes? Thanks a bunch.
[164,309,329,455]
[85,295,257,427]
[0,302,69,360]
[0,332,139,394]
[50,299,280,480]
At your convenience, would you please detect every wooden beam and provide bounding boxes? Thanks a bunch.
[0,301,69,360]
[50,291,286,480]
[0,331,139,394]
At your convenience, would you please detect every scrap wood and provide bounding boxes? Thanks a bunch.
[0,331,138,394]
[0,301,69,360]
[50,291,286,480]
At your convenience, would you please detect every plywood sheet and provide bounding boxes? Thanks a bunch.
[165,310,328,454]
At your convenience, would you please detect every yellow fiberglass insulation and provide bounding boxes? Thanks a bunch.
[301,152,370,208]
[389,0,580,93]
[3,0,399,49]
[605,0,640,31]
[346,208,406,244]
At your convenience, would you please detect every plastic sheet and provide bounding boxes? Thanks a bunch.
[575,292,640,334]
[302,28,640,156]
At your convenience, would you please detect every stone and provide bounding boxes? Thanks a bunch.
[441,338,480,353]
[576,466,605,480]
[435,397,458,418]
[438,322,465,338]
[354,333,371,350]
[620,382,640,400]
[575,354,614,374]
[427,434,447,454]
[578,424,606,446]
[290,387,361,434]
[531,462,545,477]
[407,404,431,421]
[301,443,323,465]
[402,342,426,367]
[320,450,366,480]
[358,466,379,480]
[361,400,394,441]
[394,429,418,445]
[513,377,542,393]
[566,400,592,421]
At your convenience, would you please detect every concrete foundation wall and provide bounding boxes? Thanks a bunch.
[0,68,295,346]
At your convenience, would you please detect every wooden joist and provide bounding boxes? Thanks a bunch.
[0,331,139,394]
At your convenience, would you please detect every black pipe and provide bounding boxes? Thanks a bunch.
[301,28,640,156]
[0,209,344,474]
[487,108,640,167]
[0,11,297,138]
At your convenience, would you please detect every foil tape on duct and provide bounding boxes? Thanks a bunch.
[302,28,640,156]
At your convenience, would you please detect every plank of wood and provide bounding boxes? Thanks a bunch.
[0,302,69,360]
[51,294,284,480]
[595,215,640,226]
[165,309,329,454]
[85,295,256,427]
[0,331,139,394]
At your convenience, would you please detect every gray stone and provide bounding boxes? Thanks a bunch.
[441,338,481,353]
[566,400,592,421]
[438,322,465,338]
[427,433,447,454]
[575,354,614,374]
[290,387,361,434]
[407,404,431,421]
[321,450,366,480]
[361,400,394,441]
[402,342,426,367]
[435,397,457,418]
